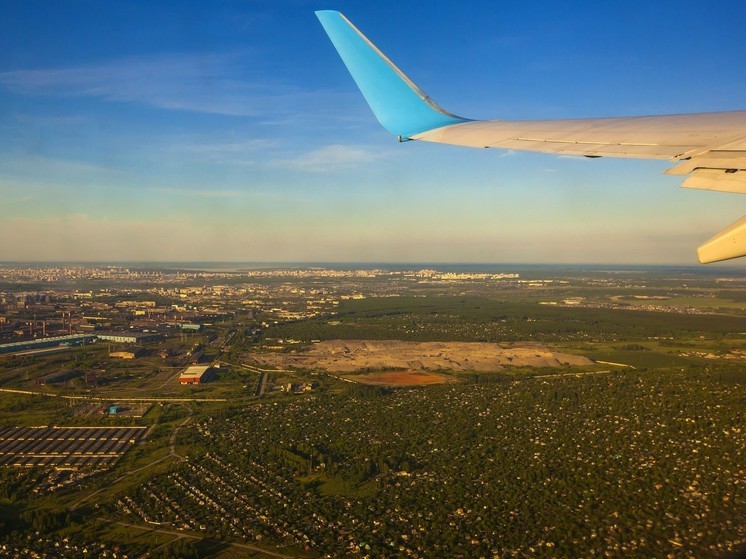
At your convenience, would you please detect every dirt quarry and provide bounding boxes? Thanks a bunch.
[252,340,592,373]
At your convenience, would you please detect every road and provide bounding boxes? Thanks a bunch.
[256,372,268,397]
[0,387,227,402]
[113,521,300,558]
[532,369,614,380]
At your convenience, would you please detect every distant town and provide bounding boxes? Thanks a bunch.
[0,264,522,355]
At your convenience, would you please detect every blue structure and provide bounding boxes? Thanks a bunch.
[0,334,96,355]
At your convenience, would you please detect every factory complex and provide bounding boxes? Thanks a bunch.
[0,332,165,355]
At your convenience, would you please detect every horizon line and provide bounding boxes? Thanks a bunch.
[0,260,744,269]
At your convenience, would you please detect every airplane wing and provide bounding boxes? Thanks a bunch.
[315,10,746,264]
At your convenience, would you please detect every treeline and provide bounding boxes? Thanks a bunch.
[266,296,746,344]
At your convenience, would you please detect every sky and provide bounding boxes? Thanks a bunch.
[1,0,746,265]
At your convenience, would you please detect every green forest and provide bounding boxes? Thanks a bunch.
[111,367,743,558]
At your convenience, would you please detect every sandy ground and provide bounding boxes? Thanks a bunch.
[252,340,592,373]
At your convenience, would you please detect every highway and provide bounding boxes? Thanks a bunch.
[114,520,300,558]
[256,372,268,397]
[0,387,227,403]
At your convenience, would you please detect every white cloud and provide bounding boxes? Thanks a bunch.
[12,113,87,127]
[152,187,248,199]
[273,144,384,173]
[151,186,289,202]
[167,138,277,166]
[0,154,121,177]
[177,139,276,154]
[0,52,333,118]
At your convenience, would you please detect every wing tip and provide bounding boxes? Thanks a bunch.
[315,9,467,139]
[315,9,341,18]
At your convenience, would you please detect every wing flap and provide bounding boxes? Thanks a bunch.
[681,168,746,194]
[665,149,746,172]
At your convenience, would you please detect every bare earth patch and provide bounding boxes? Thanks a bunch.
[251,340,592,373]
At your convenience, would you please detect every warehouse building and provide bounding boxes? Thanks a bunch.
[0,334,96,354]
[109,345,144,359]
[179,365,214,384]
[97,332,163,344]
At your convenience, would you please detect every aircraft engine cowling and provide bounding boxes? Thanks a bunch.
[697,215,746,263]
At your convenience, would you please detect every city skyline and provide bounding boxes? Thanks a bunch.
[2,1,746,265]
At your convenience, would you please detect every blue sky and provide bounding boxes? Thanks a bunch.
[1,0,745,264]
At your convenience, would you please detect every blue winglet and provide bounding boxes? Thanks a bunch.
[316,10,469,140]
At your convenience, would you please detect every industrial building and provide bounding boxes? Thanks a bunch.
[0,334,97,355]
[179,365,214,384]
[97,332,163,344]
[109,346,144,359]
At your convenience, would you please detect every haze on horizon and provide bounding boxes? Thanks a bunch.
[2,0,746,265]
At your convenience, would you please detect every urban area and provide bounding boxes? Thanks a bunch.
[0,263,744,559]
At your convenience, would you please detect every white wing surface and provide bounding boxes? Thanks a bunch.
[316,10,746,263]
